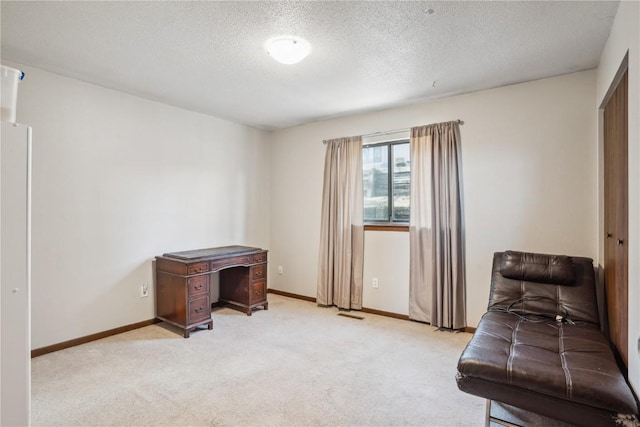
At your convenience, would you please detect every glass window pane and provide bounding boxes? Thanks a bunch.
[363,145,389,221]
[392,143,410,221]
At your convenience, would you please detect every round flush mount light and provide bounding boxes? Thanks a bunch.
[265,36,311,65]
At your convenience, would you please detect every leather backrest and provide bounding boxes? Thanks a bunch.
[488,251,599,325]
[500,250,575,285]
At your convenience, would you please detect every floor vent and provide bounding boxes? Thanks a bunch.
[337,312,365,320]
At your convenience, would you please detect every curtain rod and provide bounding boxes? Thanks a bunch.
[323,119,463,144]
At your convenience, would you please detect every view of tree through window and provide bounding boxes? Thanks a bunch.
[363,140,410,222]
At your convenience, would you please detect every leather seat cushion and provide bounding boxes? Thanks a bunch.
[457,311,638,415]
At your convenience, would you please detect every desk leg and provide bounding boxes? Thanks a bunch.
[246,307,253,316]
[183,329,190,338]
[207,320,213,330]
[264,302,269,310]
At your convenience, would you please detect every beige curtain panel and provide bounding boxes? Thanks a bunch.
[409,121,466,329]
[317,136,364,310]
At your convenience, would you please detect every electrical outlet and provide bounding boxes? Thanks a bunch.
[372,277,379,288]
[140,283,149,298]
[278,265,284,275]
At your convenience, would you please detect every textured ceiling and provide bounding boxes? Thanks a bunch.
[1,1,619,130]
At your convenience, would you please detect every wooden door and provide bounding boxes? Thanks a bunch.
[603,69,628,367]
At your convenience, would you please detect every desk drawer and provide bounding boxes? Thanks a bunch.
[252,252,267,263]
[251,264,266,281]
[188,295,210,324]
[188,275,209,296]
[250,280,266,303]
[187,262,209,275]
[210,255,251,271]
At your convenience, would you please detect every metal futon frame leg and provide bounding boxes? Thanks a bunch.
[485,400,523,427]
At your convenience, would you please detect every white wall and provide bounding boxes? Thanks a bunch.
[8,63,271,349]
[595,0,640,394]
[269,70,598,327]
[362,231,410,315]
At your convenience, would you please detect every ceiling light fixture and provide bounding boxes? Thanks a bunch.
[265,36,311,65]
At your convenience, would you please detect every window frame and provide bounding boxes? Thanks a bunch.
[362,138,410,225]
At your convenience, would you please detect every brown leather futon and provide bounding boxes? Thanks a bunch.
[457,251,639,426]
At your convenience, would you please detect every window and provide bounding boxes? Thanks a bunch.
[362,140,410,222]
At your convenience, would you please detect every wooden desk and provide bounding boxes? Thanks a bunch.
[155,246,268,338]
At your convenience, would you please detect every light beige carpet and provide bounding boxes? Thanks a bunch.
[32,294,486,426]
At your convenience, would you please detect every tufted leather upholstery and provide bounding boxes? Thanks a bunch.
[488,251,599,324]
[457,251,639,426]
[499,250,575,285]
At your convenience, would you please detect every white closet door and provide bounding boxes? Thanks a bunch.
[1,122,31,426]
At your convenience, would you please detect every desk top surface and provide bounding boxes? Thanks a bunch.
[162,245,264,261]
